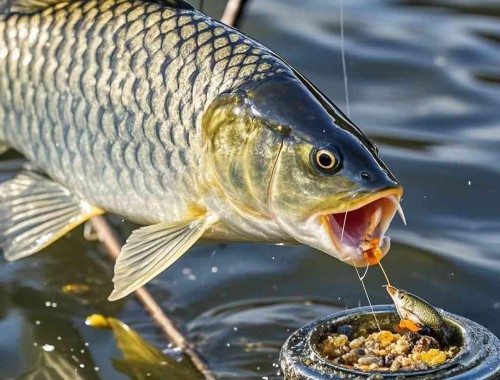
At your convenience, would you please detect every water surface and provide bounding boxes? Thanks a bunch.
[1,0,500,378]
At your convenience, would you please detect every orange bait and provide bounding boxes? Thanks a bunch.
[395,318,422,333]
[363,245,382,265]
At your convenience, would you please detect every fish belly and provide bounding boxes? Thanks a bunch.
[0,0,288,224]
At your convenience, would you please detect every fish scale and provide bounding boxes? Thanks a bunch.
[0,0,289,224]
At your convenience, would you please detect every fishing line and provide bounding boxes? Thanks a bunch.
[340,211,348,243]
[378,260,392,286]
[357,267,381,331]
[340,0,350,117]
[339,0,349,246]
[359,263,369,281]
[340,0,381,332]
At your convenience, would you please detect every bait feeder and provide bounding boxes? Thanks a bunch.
[280,305,500,379]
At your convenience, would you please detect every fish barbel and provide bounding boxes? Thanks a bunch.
[0,0,403,300]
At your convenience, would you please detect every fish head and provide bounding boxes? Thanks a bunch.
[387,285,413,320]
[386,285,427,327]
[250,74,402,265]
[203,74,402,265]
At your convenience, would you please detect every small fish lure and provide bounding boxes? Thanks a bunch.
[386,285,452,345]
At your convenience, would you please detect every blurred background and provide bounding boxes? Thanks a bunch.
[1,0,499,378]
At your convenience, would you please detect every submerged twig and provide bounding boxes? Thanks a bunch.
[88,1,252,380]
[220,0,249,28]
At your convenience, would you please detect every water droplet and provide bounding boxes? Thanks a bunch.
[35,320,41,325]
[79,364,85,369]
[211,267,218,273]
[467,180,471,186]
[42,344,55,352]
[94,367,100,371]
[434,56,446,67]
[45,301,51,307]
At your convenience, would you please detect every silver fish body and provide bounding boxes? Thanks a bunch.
[0,0,288,236]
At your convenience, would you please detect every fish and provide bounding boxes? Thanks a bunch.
[0,0,403,301]
[386,285,452,344]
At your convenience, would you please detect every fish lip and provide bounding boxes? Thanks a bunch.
[318,188,403,265]
[385,284,397,297]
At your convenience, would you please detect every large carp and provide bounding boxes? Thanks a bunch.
[0,0,403,300]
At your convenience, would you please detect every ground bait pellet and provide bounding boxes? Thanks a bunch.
[319,330,458,372]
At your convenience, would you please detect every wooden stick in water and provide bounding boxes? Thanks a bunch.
[221,0,249,27]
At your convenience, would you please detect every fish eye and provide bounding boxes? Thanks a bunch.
[312,147,342,173]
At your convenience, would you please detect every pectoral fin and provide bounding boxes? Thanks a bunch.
[109,215,216,301]
[0,171,104,260]
[401,307,424,327]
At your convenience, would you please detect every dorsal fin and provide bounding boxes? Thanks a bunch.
[0,0,194,15]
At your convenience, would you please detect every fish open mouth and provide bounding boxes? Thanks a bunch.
[320,189,404,265]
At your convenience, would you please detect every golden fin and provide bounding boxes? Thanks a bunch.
[0,0,193,15]
[109,215,216,301]
[108,318,171,363]
[0,171,103,261]
[105,317,203,379]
